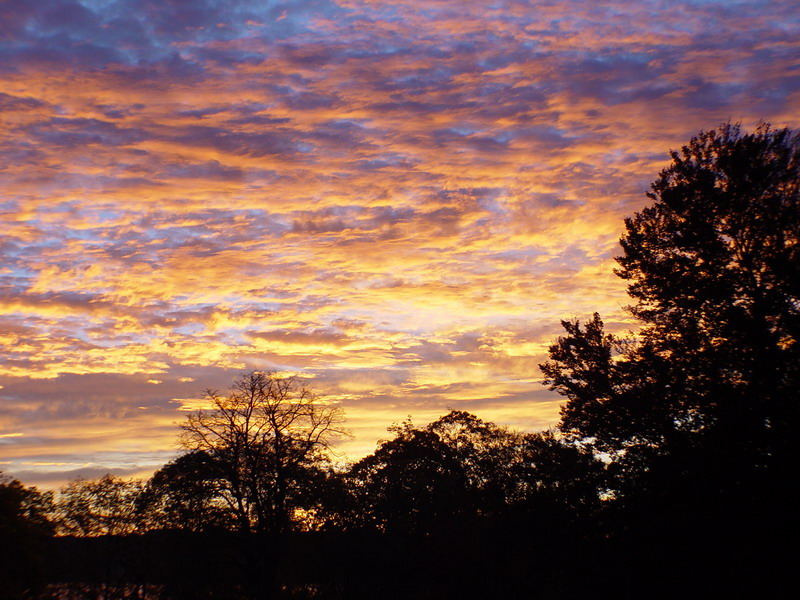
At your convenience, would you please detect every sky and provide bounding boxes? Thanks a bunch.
[1,0,798,488]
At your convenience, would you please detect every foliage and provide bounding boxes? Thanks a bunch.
[55,474,147,536]
[0,473,54,536]
[541,123,800,500]
[138,450,236,532]
[180,371,346,534]
[0,473,54,599]
[343,416,474,533]
[340,411,603,534]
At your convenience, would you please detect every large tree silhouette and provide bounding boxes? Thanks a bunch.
[544,123,799,457]
[539,122,799,598]
[541,122,800,542]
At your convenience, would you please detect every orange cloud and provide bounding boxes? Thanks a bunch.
[1,0,797,487]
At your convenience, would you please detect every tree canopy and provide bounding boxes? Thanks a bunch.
[181,371,346,534]
[0,474,53,599]
[541,123,800,501]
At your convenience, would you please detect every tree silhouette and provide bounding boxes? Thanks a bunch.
[56,474,147,537]
[506,430,605,516]
[540,124,800,597]
[617,124,800,470]
[181,371,346,535]
[139,450,236,532]
[543,124,799,471]
[344,417,472,534]
[0,474,53,599]
[341,411,603,535]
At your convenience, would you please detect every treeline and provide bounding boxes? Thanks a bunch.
[2,123,798,599]
[5,398,612,598]
[41,396,605,539]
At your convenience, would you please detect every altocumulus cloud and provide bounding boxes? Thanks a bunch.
[0,0,797,486]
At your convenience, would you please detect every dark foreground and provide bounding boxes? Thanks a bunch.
[17,514,793,600]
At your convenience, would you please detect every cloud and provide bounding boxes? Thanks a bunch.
[7,466,144,488]
[0,0,797,483]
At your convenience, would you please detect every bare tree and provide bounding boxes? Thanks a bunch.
[181,371,346,534]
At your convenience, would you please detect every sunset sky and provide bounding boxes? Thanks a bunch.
[1,0,798,488]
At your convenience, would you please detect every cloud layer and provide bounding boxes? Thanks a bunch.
[1,0,798,486]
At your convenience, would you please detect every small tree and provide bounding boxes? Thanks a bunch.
[181,371,346,534]
[138,450,235,532]
[55,475,146,536]
[0,474,54,599]
[344,418,472,534]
